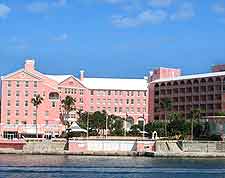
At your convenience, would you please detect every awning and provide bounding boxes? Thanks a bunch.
[68,122,87,133]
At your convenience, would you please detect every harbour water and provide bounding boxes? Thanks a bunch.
[0,155,225,178]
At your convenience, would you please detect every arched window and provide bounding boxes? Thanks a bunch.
[173,81,178,86]
[187,80,192,85]
[180,80,185,85]
[193,79,199,84]
[200,78,206,83]
[155,83,159,88]
[208,78,214,83]
[216,77,221,82]
[160,83,166,87]
[49,92,59,100]
[167,82,171,86]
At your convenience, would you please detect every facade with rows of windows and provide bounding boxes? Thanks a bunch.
[148,66,225,121]
[0,60,148,139]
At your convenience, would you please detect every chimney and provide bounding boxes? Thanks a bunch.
[80,70,85,81]
[24,59,35,72]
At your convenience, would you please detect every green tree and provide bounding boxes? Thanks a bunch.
[145,121,165,137]
[31,94,44,138]
[61,96,76,150]
[160,98,172,137]
[190,109,201,140]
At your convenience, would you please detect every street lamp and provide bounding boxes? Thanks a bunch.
[106,114,108,139]
[86,112,89,140]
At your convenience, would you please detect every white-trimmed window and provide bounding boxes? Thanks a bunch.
[16,90,20,97]
[7,81,11,88]
[7,100,11,107]
[7,90,11,97]
[25,81,29,87]
[25,110,28,116]
[7,110,10,116]
[16,100,20,107]
[16,110,19,116]
[25,100,28,107]
[126,99,129,104]
[25,91,29,97]
[131,99,134,105]
[120,99,123,105]
[16,81,20,88]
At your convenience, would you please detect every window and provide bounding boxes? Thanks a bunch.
[143,107,146,112]
[7,110,10,116]
[25,110,28,116]
[33,120,37,125]
[25,100,28,107]
[16,120,19,125]
[108,99,111,105]
[115,99,118,105]
[143,99,146,105]
[137,108,140,113]
[7,100,10,107]
[16,110,19,116]
[126,107,129,112]
[127,91,129,96]
[7,90,11,97]
[97,98,100,104]
[90,98,94,104]
[103,98,106,105]
[25,81,29,87]
[65,88,68,94]
[16,100,20,107]
[7,119,10,125]
[33,91,38,97]
[131,91,134,96]
[7,81,11,87]
[45,120,48,126]
[120,99,123,105]
[131,107,134,113]
[52,101,56,108]
[16,81,20,87]
[80,98,83,104]
[115,91,118,95]
[91,90,94,95]
[137,99,140,105]
[108,90,111,95]
[126,99,129,104]
[144,91,147,96]
[114,107,118,112]
[25,91,29,97]
[137,91,140,96]
[90,106,94,112]
[119,91,122,96]
[131,99,134,105]
[33,110,37,116]
[108,107,111,112]
[16,91,20,97]
[119,107,122,113]
[80,89,84,95]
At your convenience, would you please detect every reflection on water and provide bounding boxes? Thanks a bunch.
[0,155,225,178]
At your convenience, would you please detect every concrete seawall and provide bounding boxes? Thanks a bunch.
[1,139,225,157]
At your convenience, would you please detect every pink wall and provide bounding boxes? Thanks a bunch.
[0,60,149,137]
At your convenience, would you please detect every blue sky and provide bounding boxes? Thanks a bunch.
[0,0,225,78]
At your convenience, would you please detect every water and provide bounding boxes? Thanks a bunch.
[0,155,225,178]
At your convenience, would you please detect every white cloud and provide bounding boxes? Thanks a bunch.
[0,4,11,18]
[53,33,68,41]
[170,2,194,21]
[149,0,174,7]
[212,3,225,15]
[112,9,167,27]
[27,2,49,13]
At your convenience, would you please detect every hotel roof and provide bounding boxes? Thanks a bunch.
[151,71,225,83]
[45,75,148,91]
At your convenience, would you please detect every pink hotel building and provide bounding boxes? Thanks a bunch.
[0,60,149,138]
[1,60,225,139]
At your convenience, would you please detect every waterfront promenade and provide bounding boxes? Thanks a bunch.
[1,138,225,158]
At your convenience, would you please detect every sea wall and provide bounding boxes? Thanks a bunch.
[69,139,155,154]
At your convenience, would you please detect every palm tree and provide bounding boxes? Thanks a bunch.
[160,98,172,137]
[31,94,44,138]
[190,109,201,140]
[61,96,76,150]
